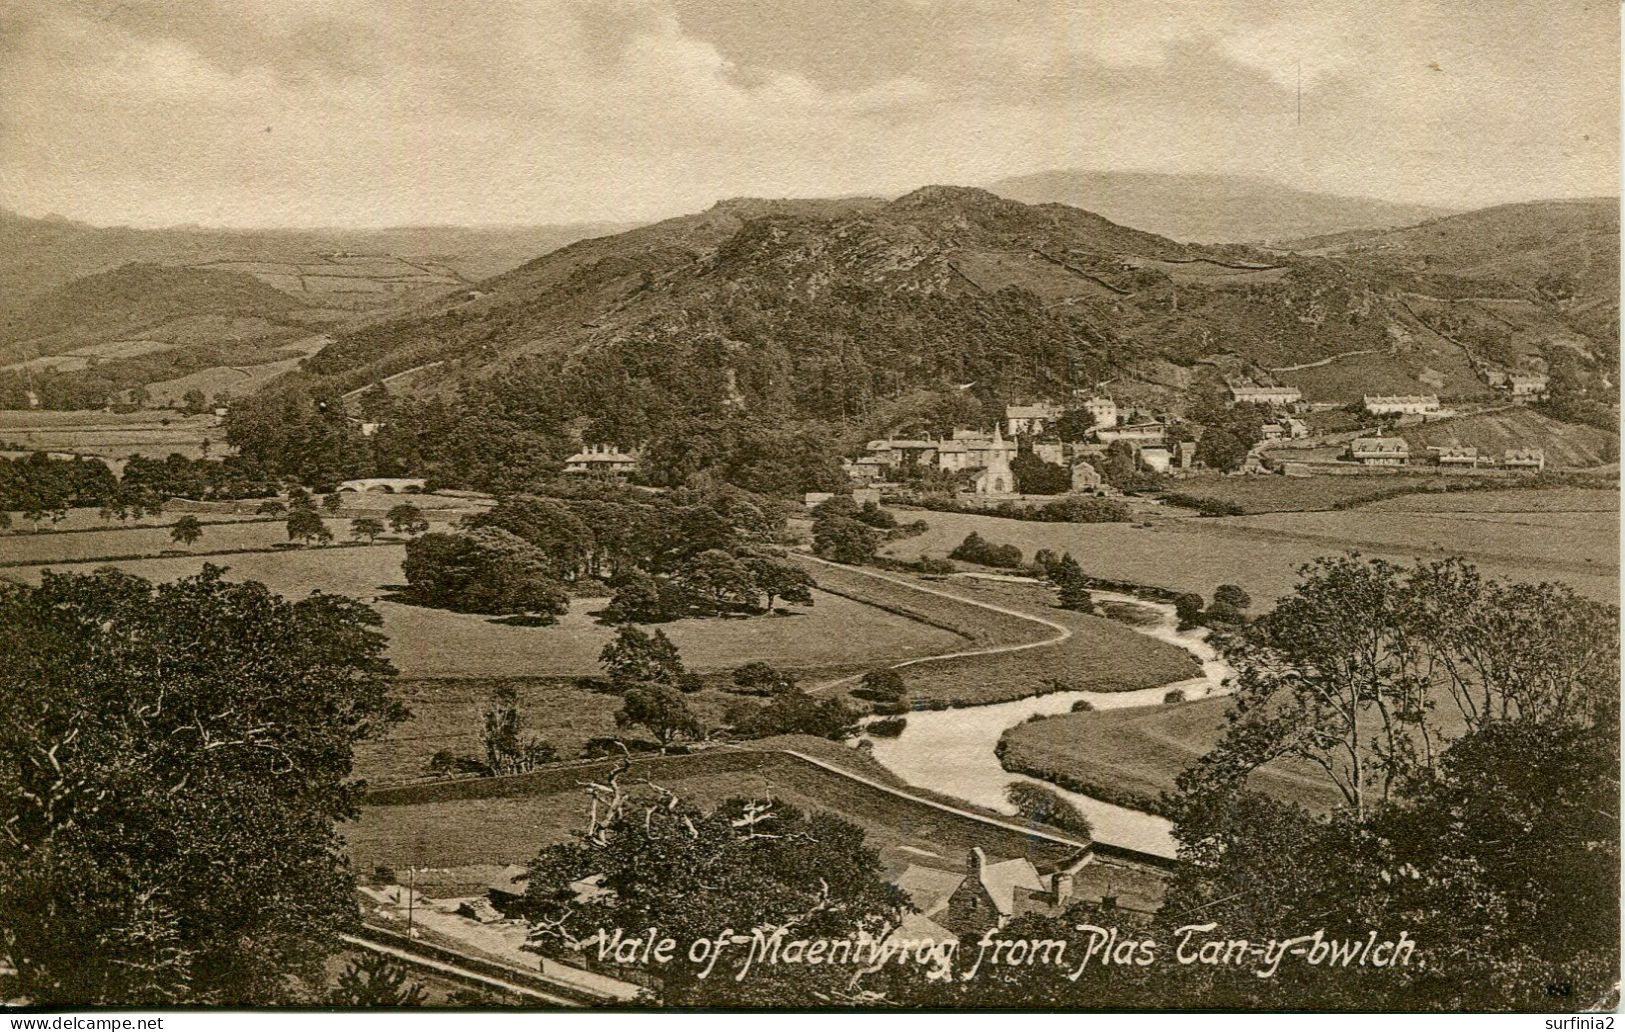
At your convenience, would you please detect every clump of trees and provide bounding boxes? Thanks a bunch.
[402,528,570,620]
[0,566,404,1005]
[948,531,1023,568]
[812,513,878,564]
[1010,452,1071,494]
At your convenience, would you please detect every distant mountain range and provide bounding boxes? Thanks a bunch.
[989,170,1457,244]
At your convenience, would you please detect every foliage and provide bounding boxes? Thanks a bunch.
[349,516,384,543]
[599,625,685,689]
[477,683,559,775]
[727,690,861,741]
[1010,451,1072,494]
[731,661,797,696]
[854,668,906,703]
[0,567,403,1005]
[328,953,427,1008]
[811,515,878,564]
[865,716,907,737]
[400,529,570,619]
[516,774,907,1004]
[1004,782,1093,839]
[168,515,203,548]
[614,685,703,747]
[385,502,429,536]
[286,506,329,546]
[947,531,1023,568]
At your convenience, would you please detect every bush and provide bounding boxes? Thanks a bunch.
[947,531,1024,569]
[731,661,796,696]
[866,716,907,738]
[854,501,897,529]
[1163,492,1247,517]
[727,690,860,741]
[911,557,956,575]
[1172,592,1205,629]
[855,668,906,703]
[1070,698,1096,712]
[1005,781,1093,839]
[1163,688,1187,704]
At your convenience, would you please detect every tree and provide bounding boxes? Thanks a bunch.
[811,515,877,565]
[328,953,427,1007]
[741,553,816,612]
[856,668,906,703]
[386,501,429,537]
[0,567,403,1005]
[671,548,756,613]
[1057,575,1094,613]
[599,625,685,688]
[401,529,570,619]
[614,685,702,747]
[1212,583,1251,610]
[180,389,208,415]
[1010,452,1071,494]
[516,777,906,1004]
[731,661,796,696]
[602,570,665,623]
[321,492,344,515]
[169,515,204,549]
[286,507,327,546]
[1005,782,1093,839]
[350,516,385,544]
[478,684,558,775]
[728,689,859,741]
[255,499,286,517]
[1172,592,1205,630]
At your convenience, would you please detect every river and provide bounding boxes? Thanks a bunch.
[863,587,1235,858]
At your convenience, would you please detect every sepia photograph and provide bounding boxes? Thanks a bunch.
[0,0,1619,1018]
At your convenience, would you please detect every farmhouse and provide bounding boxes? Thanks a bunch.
[932,848,1139,938]
[1435,445,1480,467]
[1347,437,1410,466]
[1005,402,1063,437]
[1508,373,1550,401]
[564,443,639,475]
[1074,396,1119,430]
[1364,394,1440,416]
[1503,447,1547,471]
[1228,384,1302,407]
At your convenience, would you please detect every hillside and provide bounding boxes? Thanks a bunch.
[990,170,1456,244]
[280,187,1618,435]
[0,207,635,322]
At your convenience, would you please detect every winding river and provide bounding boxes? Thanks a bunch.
[864,587,1236,858]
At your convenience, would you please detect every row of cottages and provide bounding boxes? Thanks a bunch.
[564,443,640,475]
[893,848,1165,943]
[1228,384,1303,408]
[1433,445,1548,471]
[1508,372,1551,402]
[1005,397,1119,438]
[1364,394,1441,416]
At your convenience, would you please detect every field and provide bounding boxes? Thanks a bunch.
[143,334,330,406]
[2,538,962,680]
[864,575,1201,707]
[0,408,222,460]
[1162,473,1468,514]
[998,699,1347,816]
[880,496,1618,605]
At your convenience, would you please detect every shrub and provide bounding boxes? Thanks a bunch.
[855,668,906,703]
[947,531,1024,569]
[866,716,907,738]
[1070,698,1096,713]
[731,661,796,696]
[1005,782,1093,839]
[1163,688,1187,704]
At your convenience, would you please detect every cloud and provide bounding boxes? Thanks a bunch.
[0,0,1614,228]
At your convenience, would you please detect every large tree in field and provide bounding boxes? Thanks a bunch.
[0,566,404,1006]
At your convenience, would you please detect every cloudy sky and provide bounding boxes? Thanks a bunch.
[0,0,1616,228]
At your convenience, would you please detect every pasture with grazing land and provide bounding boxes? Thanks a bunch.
[997,699,1347,816]
[880,495,1617,605]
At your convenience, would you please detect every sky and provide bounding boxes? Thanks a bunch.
[0,0,1617,228]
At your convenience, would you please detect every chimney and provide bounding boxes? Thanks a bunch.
[1052,871,1074,906]
[967,847,986,878]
